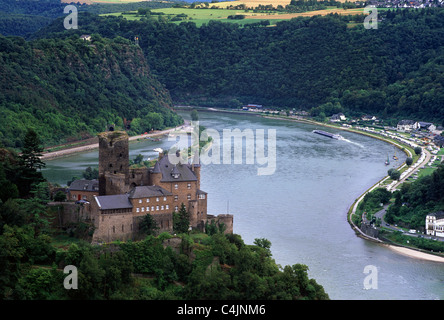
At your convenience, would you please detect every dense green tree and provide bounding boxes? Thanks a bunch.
[82,167,99,180]
[414,147,422,155]
[173,203,190,234]
[139,214,159,236]
[191,109,199,121]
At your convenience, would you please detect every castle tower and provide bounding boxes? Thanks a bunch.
[98,131,130,195]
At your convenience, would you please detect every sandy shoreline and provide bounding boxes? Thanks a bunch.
[387,245,444,263]
[40,123,189,161]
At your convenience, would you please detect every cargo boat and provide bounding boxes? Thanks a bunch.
[312,129,343,140]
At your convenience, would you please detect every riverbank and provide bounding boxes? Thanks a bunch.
[244,113,444,263]
[40,122,190,161]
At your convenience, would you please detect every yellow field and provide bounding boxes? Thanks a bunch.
[247,8,364,18]
[61,0,157,4]
[211,0,350,8]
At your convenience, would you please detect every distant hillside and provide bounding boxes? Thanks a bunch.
[32,9,444,125]
[0,0,174,37]
[0,35,182,148]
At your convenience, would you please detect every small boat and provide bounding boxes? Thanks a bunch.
[312,129,343,140]
[385,154,390,165]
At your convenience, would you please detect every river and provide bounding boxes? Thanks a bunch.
[42,110,444,300]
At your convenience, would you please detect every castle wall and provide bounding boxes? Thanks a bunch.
[48,202,93,227]
[104,172,130,196]
[206,214,234,234]
[129,167,149,187]
[92,212,134,243]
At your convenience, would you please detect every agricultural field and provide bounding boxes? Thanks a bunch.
[62,0,147,3]
[103,6,366,26]
[212,0,352,7]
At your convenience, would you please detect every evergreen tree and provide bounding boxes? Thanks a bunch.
[139,214,159,236]
[173,203,190,234]
[19,129,45,171]
[15,129,46,197]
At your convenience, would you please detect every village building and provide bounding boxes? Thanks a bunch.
[361,115,377,122]
[80,34,91,41]
[330,113,346,122]
[397,120,419,132]
[425,211,444,238]
[433,135,444,148]
[418,121,436,132]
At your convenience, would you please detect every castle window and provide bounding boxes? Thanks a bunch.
[141,207,144,212]
[109,163,113,168]
[166,205,169,210]
[139,199,142,204]
[156,197,159,202]
[174,184,178,190]
[163,197,167,201]
[156,206,159,211]
[175,206,179,211]
[199,194,206,200]
[187,183,191,189]
[187,194,191,200]
[151,206,154,211]
[146,207,149,212]
[174,195,178,201]
[161,205,164,210]
[136,208,140,213]
[146,198,150,203]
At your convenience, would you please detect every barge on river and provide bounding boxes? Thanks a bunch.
[312,129,343,140]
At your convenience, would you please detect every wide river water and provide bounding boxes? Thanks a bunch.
[42,111,444,300]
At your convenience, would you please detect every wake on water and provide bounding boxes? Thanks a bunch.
[341,137,364,148]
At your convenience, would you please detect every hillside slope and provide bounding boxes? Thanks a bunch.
[0,35,182,148]
[33,9,444,124]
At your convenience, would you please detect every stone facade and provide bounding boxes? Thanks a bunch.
[86,131,233,243]
[68,179,99,203]
[98,131,130,196]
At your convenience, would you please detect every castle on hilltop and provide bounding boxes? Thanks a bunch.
[70,130,233,243]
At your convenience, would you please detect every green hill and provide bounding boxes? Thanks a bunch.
[33,9,444,125]
[0,35,182,148]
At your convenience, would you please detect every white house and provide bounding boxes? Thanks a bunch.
[425,211,444,237]
[80,34,92,41]
[418,121,436,132]
[397,120,419,132]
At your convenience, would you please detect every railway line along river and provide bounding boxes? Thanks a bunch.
[42,111,444,300]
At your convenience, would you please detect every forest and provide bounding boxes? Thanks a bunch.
[2,8,444,148]
[0,0,175,37]
[0,34,182,149]
[386,163,444,230]
[0,131,329,300]
[29,8,444,126]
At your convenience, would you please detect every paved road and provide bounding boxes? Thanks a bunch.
[390,147,432,191]
[374,204,444,242]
